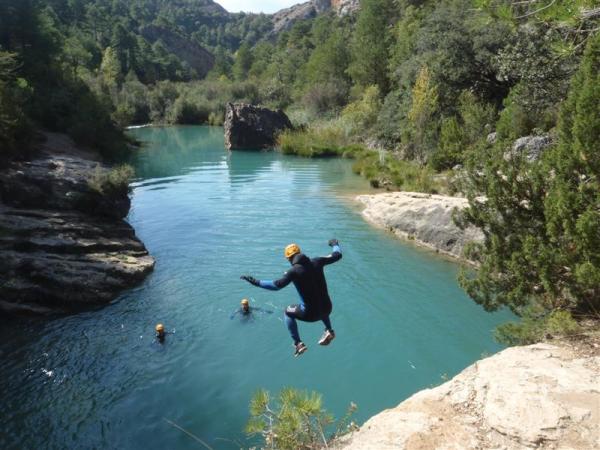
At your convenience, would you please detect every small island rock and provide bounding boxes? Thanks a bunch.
[224,103,293,150]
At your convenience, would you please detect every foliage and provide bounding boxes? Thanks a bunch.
[495,308,581,346]
[278,121,356,158]
[0,52,32,160]
[432,91,496,170]
[246,388,358,450]
[458,33,600,333]
[348,0,396,94]
[341,85,382,137]
[88,164,135,197]
[406,65,439,162]
[353,152,442,193]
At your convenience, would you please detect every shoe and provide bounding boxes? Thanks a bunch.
[294,342,307,357]
[318,329,335,346]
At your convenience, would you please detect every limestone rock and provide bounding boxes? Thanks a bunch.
[224,103,293,150]
[339,343,600,450]
[0,133,154,314]
[504,134,555,162]
[271,1,359,34]
[357,192,483,260]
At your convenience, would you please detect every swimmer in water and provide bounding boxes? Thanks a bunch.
[155,323,166,343]
[230,298,273,320]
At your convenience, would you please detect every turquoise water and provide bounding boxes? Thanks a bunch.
[0,126,513,449]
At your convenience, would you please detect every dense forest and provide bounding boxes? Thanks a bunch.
[1,0,599,343]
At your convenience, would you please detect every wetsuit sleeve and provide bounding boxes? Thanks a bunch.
[257,270,295,291]
[315,244,342,267]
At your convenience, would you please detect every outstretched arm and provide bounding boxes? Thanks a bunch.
[316,239,342,266]
[241,271,294,291]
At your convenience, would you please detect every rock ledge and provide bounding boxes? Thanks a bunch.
[357,192,483,260]
[339,342,600,450]
[0,133,154,314]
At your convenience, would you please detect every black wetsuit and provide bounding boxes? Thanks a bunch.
[255,244,342,343]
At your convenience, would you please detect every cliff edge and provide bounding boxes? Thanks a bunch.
[0,133,154,314]
[339,341,600,450]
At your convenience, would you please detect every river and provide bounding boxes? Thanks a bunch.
[0,126,513,449]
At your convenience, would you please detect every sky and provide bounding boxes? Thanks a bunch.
[214,1,301,14]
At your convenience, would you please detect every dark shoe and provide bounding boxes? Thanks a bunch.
[318,329,335,346]
[294,342,307,357]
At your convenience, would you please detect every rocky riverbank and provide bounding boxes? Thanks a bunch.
[0,133,154,315]
[357,192,483,261]
[339,339,600,449]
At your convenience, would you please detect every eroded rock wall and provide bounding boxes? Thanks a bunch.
[0,133,154,314]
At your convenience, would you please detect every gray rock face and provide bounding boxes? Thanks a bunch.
[224,103,293,150]
[357,192,483,260]
[0,133,154,315]
[340,343,600,450]
[271,0,359,34]
[504,134,555,162]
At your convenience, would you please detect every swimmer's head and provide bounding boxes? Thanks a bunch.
[241,298,250,312]
[155,323,165,337]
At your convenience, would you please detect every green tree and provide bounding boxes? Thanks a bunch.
[458,32,600,342]
[100,46,122,88]
[232,42,253,81]
[348,0,395,94]
[0,51,31,159]
[407,65,439,161]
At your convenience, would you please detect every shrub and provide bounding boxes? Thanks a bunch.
[341,85,382,137]
[277,121,353,158]
[88,164,134,198]
[302,81,348,116]
[495,309,581,346]
[246,388,358,450]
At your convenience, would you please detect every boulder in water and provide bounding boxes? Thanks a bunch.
[224,103,293,150]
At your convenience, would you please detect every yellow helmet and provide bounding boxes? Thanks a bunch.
[284,243,301,259]
[155,323,164,332]
[241,298,249,306]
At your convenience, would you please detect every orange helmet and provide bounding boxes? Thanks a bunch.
[284,243,301,259]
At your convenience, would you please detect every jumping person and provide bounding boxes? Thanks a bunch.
[241,239,342,357]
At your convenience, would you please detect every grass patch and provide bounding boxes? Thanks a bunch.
[278,121,443,193]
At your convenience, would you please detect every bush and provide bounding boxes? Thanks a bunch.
[353,152,441,192]
[341,85,382,137]
[495,309,581,346]
[88,164,134,198]
[302,81,348,116]
[166,97,210,124]
[278,121,354,158]
[246,388,358,450]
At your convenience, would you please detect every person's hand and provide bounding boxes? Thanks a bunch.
[240,275,259,286]
[328,239,339,247]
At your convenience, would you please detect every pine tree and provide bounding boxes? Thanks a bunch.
[459,32,600,324]
[348,0,395,94]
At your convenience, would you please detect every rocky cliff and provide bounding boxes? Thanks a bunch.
[357,192,483,261]
[0,133,154,315]
[271,0,360,34]
[339,341,600,449]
